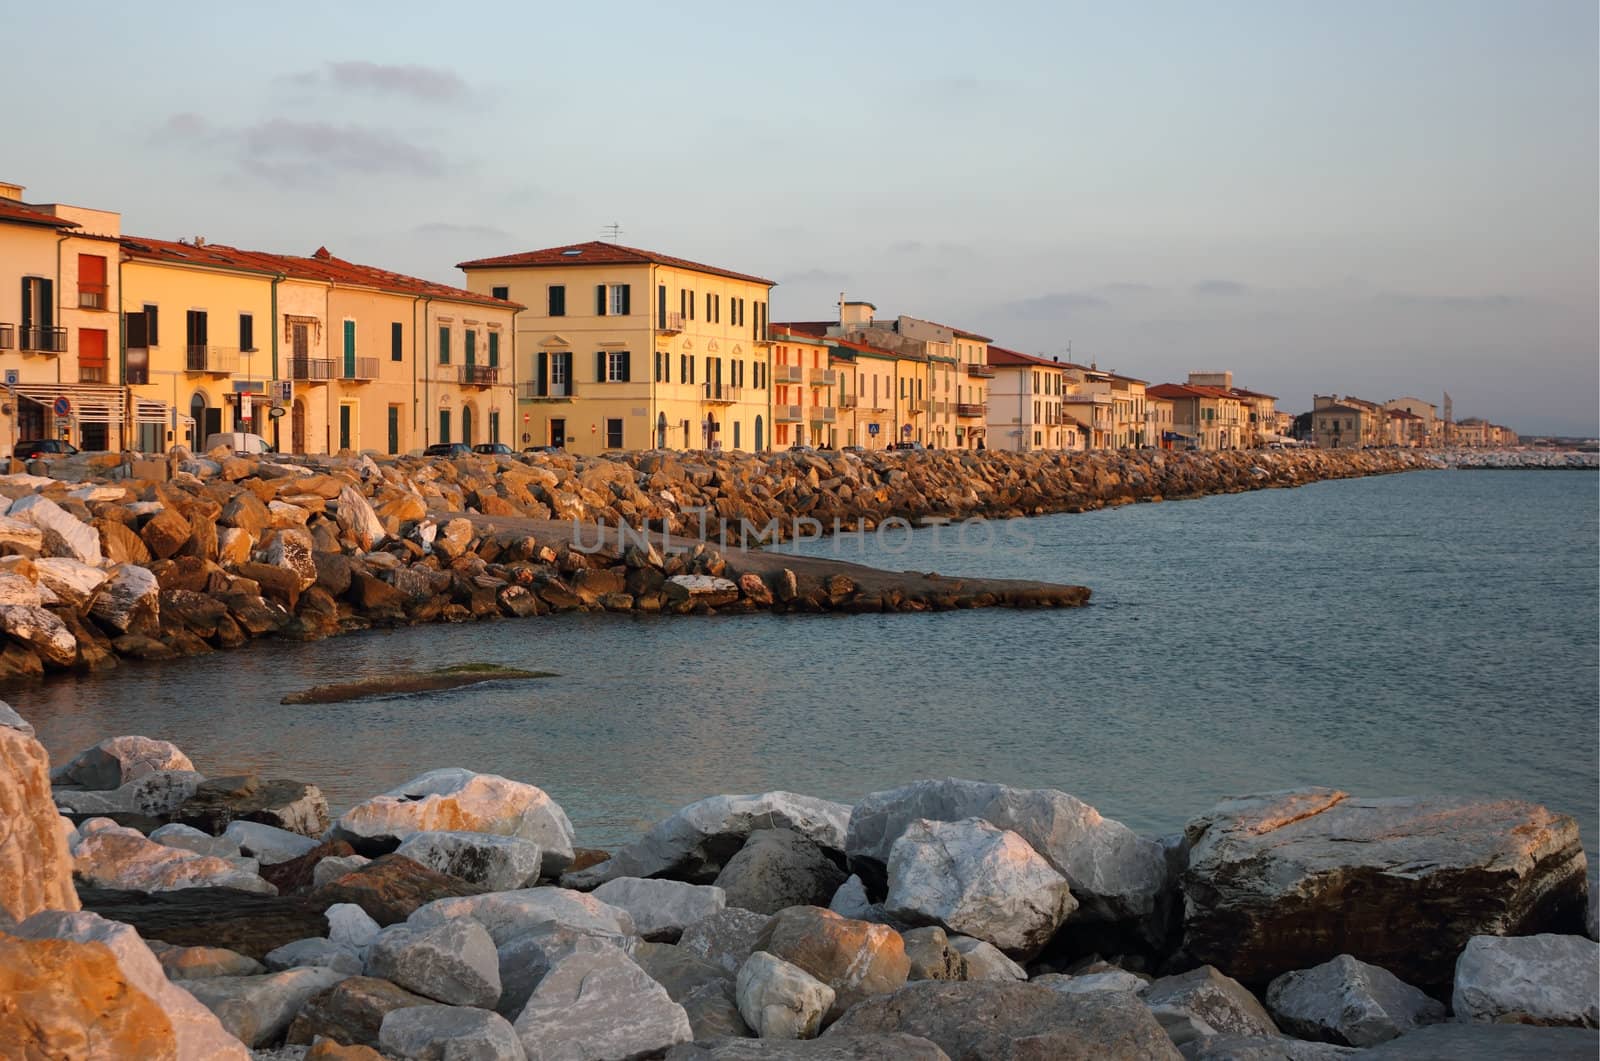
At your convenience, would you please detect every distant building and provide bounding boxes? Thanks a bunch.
[984,346,1078,452]
[1312,394,1385,449]
[1147,383,1245,450]
[1384,397,1440,446]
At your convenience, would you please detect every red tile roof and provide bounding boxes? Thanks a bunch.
[1148,382,1239,401]
[824,335,904,360]
[772,321,835,338]
[1229,386,1278,400]
[987,345,1075,369]
[121,237,522,309]
[0,200,80,230]
[769,325,828,345]
[456,240,776,287]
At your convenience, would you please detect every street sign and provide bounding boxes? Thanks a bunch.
[867,423,879,436]
[3,369,17,387]
[269,406,286,419]
[52,396,71,417]
[901,424,912,437]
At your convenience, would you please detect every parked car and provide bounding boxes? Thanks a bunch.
[423,442,472,458]
[202,432,274,455]
[472,443,514,456]
[841,444,867,454]
[890,440,927,451]
[13,439,78,460]
[522,445,562,455]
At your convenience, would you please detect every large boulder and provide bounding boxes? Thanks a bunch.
[1451,933,1599,1027]
[147,940,266,980]
[947,936,1025,982]
[263,936,364,975]
[900,926,965,982]
[76,884,328,960]
[592,876,726,941]
[330,768,575,874]
[0,604,78,667]
[1139,965,1280,1046]
[285,974,434,1047]
[512,946,693,1060]
[89,564,162,635]
[1356,1022,1600,1059]
[179,965,351,1047]
[753,906,910,1022]
[493,928,625,1019]
[1265,954,1444,1046]
[335,485,386,552]
[714,828,849,915]
[53,734,194,790]
[406,885,635,945]
[9,908,249,1059]
[365,918,501,1008]
[72,826,276,894]
[824,979,1181,1060]
[564,791,850,888]
[32,556,109,608]
[394,829,543,890]
[176,775,330,837]
[846,779,1166,926]
[53,770,204,818]
[665,1037,952,1059]
[224,820,323,864]
[680,906,773,975]
[380,1004,525,1061]
[0,726,78,921]
[1183,1035,1356,1059]
[1181,789,1587,989]
[736,951,835,1039]
[10,493,102,564]
[885,817,1076,959]
[311,853,486,926]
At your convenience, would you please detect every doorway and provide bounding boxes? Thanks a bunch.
[755,415,764,452]
[549,417,565,448]
[656,412,667,449]
[461,404,474,446]
[292,399,307,455]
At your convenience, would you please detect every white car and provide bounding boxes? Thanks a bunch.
[202,432,274,455]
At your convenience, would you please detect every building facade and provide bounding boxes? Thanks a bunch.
[985,346,1076,451]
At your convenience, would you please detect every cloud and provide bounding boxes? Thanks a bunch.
[1374,292,1531,310]
[241,119,446,178]
[412,221,513,240]
[283,61,469,104]
[782,268,852,285]
[1000,292,1110,318]
[152,112,214,141]
[1192,279,1250,296]
[1100,282,1156,295]
[889,240,925,254]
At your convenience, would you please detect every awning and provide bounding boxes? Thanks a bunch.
[1163,430,1196,441]
[13,384,125,425]
[132,397,194,430]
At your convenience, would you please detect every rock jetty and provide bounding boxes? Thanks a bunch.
[2,713,1595,1059]
[1432,448,1598,470]
[0,445,1429,680]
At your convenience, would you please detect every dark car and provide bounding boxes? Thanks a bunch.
[13,439,78,460]
[472,443,514,456]
[890,440,927,451]
[522,445,563,456]
[422,442,472,458]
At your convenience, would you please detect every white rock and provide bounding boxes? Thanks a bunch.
[1452,933,1599,1027]
[13,909,250,1059]
[266,500,308,526]
[735,950,835,1040]
[263,936,363,975]
[54,734,196,790]
[408,887,635,946]
[395,830,543,890]
[564,791,850,888]
[333,768,576,874]
[150,822,244,860]
[948,935,1027,981]
[1267,954,1445,1046]
[592,877,726,941]
[380,1004,526,1061]
[0,515,44,555]
[9,493,102,564]
[72,828,276,894]
[0,604,76,667]
[512,947,691,1061]
[89,563,161,634]
[494,928,629,1019]
[1141,965,1282,1044]
[678,907,773,976]
[258,527,317,589]
[54,770,204,818]
[69,483,126,503]
[0,698,35,736]
[828,875,877,921]
[886,817,1076,958]
[326,902,381,954]
[313,853,370,889]
[1035,969,1147,996]
[366,918,501,1008]
[32,556,108,608]
[178,966,350,1048]
[335,484,386,551]
[223,820,320,864]
[0,571,43,606]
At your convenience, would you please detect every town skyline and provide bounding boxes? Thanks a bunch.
[6,0,1595,435]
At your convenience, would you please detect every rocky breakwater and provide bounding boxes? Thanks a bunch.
[1432,448,1599,470]
[6,708,1595,1058]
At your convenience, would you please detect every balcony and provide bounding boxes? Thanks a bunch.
[703,382,743,404]
[518,381,573,402]
[78,283,108,310]
[186,345,240,376]
[461,364,500,387]
[907,398,930,415]
[290,357,335,383]
[957,402,987,418]
[659,311,685,335]
[838,392,858,409]
[966,363,996,378]
[19,326,66,355]
[774,404,803,423]
[340,357,380,383]
[0,323,12,350]
[808,367,837,387]
[772,364,804,384]
[810,407,838,424]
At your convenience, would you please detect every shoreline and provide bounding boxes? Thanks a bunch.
[0,445,1474,688]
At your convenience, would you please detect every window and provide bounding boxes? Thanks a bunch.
[292,321,309,358]
[606,418,623,449]
[79,328,108,382]
[548,285,566,316]
[488,331,499,368]
[658,284,667,327]
[464,330,477,365]
[390,321,402,362]
[77,255,108,309]
[186,309,208,355]
[680,354,688,383]
[489,411,500,444]
[596,284,630,316]
[597,350,630,382]
[688,290,695,321]
[438,326,451,364]
[492,285,509,301]
[610,285,629,316]
[144,304,159,345]
[550,352,569,393]
[439,409,451,443]
[241,313,256,353]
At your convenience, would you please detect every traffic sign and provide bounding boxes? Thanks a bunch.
[867,423,879,436]
[52,396,71,417]
[3,369,17,387]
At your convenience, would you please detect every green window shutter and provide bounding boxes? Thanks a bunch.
[20,279,32,330]
[465,330,476,367]
[620,351,631,382]
[343,320,356,376]
[391,322,402,361]
[549,286,565,316]
[596,285,607,316]
[620,285,631,315]
[658,284,667,325]
[488,332,499,367]
[439,326,451,364]
[597,351,607,381]
[41,279,53,329]
[537,352,548,396]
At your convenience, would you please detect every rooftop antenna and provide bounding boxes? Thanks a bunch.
[601,222,624,243]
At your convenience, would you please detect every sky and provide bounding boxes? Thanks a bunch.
[7,1,1596,434]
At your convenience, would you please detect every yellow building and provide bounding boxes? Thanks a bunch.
[1148,383,1245,450]
[120,239,518,454]
[830,336,899,449]
[769,328,837,448]
[459,242,774,455]
[0,182,125,453]
[985,346,1077,451]
[1188,372,1278,447]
